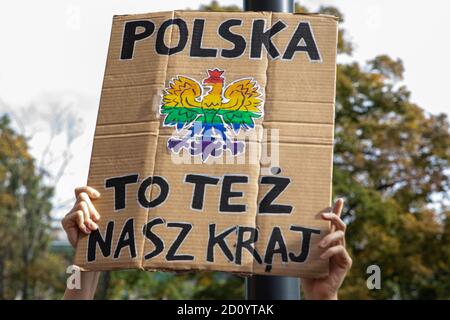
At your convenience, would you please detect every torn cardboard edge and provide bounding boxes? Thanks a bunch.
[112,10,339,21]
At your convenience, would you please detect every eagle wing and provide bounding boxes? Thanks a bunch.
[221,78,262,112]
[220,79,263,132]
[163,76,202,108]
[161,76,202,130]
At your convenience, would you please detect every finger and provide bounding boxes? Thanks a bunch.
[78,201,98,231]
[319,230,345,248]
[320,245,353,270]
[77,192,101,222]
[320,245,349,261]
[321,212,346,232]
[332,198,345,217]
[61,212,74,230]
[76,193,100,221]
[62,210,82,228]
[80,204,93,232]
[326,199,344,234]
[74,210,90,234]
[75,186,101,199]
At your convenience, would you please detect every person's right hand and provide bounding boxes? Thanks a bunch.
[61,186,101,248]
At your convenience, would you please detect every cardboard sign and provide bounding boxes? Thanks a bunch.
[74,11,338,278]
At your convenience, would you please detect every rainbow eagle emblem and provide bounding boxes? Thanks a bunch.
[160,69,264,160]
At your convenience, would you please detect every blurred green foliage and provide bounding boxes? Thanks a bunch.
[0,115,67,299]
[199,0,241,12]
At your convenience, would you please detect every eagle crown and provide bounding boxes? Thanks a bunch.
[201,69,225,108]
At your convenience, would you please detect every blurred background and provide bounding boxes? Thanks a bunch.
[0,0,449,299]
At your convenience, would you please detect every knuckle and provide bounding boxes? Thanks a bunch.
[79,201,88,209]
[91,205,99,215]
[75,186,86,196]
[79,194,90,204]
[84,193,93,202]
[91,211,100,219]
[84,187,93,196]
[87,186,97,195]
[76,210,84,219]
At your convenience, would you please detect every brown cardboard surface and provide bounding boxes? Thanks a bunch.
[74,10,338,278]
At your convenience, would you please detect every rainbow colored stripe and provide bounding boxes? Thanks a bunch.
[161,105,261,132]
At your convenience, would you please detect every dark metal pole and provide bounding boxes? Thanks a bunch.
[243,0,294,12]
[244,0,300,301]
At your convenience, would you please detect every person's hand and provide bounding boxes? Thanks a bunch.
[61,186,101,248]
[301,198,352,300]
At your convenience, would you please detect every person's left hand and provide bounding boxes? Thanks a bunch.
[301,198,352,300]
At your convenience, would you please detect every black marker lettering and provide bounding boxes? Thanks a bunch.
[121,20,155,59]
[166,223,194,261]
[138,176,169,208]
[219,19,246,58]
[289,225,321,262]
[235,226,262,265]
[251,20,287,59]
[87,221,114,262]
[220,175,248,213]
[156,19,188,55]
[259,176,292,214]
[113,218,136,259]
[185,174,219,210]
[207,224,236,262]
[143,218,165,260]
[283,22,321,61]
[264,227,288,265]
[190,19,218,57]
[105,174,139,210]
